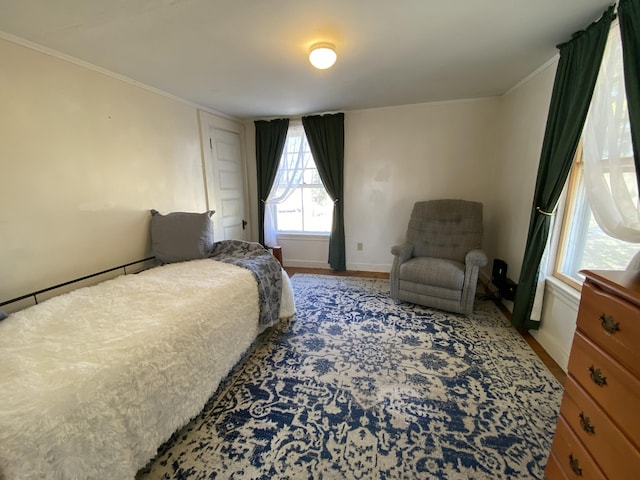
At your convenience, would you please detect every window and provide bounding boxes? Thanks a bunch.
[270,125,333,234]
[555,144,638,288]
[554,24,638,289]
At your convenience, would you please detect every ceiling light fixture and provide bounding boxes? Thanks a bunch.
[309,43,337,70]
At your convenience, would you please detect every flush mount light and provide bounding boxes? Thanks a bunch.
[309,43,337,70]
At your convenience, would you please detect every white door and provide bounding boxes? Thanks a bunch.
[206,127,248,241]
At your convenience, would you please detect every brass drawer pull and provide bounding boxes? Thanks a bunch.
[569,453,583,476]
[588,366,607,387]
[579,412,595,434]
[599,314,620,334]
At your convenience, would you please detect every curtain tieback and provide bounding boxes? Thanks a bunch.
[333,198,339,204]
[536,206,555,216]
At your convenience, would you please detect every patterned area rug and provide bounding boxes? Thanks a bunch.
[138,274,562,480]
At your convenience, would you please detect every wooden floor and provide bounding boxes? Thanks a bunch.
[285,267,567,386]
[285,267,390,279]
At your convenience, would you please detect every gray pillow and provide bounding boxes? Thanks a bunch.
[0,309,8,321]
[150,209,215,264]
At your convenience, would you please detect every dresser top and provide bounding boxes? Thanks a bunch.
[581,269,640,306]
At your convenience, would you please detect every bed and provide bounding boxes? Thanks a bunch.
[0,211,295,480]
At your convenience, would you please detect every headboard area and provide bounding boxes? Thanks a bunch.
[0,256,157,315]
[1,207,223,315]
[1,37,215,308]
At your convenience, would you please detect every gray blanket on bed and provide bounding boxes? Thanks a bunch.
[209,240,282,327]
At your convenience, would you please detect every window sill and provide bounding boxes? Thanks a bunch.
[276,232,330,241]
[276,232,331,238]
[545,275,580,311]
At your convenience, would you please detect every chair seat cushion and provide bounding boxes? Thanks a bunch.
[399,257,465,290]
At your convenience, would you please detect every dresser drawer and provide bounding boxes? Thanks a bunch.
[547,416,607,479]
[561,376,640,478]
[568,332,640,447]
[578,281,640,378]
[545,451,570,480]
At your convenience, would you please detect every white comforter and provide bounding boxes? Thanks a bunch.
[0,259,294,480]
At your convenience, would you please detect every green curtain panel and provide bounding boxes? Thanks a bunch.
[255,118,289,246]
[302,113,346,271]
[512,6,615,330]
[619,0,640,194]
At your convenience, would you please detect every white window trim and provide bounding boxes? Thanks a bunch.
[276,232,330,241]
[551,150,584,292]
[272,124,332,236]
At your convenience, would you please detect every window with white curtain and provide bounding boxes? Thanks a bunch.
[267,125,333,239]
[554,23,639,289]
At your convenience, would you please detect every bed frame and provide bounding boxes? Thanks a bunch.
[0,256,156,311]
[1,258,270,479]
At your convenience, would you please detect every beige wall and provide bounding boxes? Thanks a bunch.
[244,99,501,270]
[494,59,581,371]
[0,38,207,303]
[344,100,500,271]
[491,62,558,282]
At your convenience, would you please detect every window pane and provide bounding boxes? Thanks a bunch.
[581,217,637,272]
[557,165,638,283]
[303,168,323,186]
[271,124,332,234]
[555,25,639,287]
[276,190,302,232]
[302,187,333,232]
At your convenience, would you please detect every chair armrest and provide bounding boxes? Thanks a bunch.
[391,243,413,263]
[390,243,413,300]
[465,249,488,268]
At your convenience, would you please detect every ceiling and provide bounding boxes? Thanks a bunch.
[0,0,613,120]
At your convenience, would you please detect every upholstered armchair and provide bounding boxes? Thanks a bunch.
[390,199,488,315]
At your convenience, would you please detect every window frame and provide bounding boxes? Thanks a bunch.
[271,125,333,236]
[553,142,585,291]
[551,20,640,292]
[553,141,638,290]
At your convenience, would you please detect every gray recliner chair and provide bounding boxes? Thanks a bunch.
[390,199,488,315]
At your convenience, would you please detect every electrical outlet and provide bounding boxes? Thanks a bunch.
[357,242,363,251]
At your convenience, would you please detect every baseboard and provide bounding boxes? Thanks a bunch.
[346,262,391,273]
[529,329,570,373]
[283,259,331,269]
[285,260,391,273]
[479,270,491,285]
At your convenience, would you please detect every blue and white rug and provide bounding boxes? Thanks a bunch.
[138,274,562,479]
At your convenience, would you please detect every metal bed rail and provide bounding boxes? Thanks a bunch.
[1,256,156,308]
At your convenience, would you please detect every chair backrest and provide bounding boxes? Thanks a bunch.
[407,199,483,263]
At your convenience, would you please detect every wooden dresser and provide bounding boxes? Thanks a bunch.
[546,270,640,479]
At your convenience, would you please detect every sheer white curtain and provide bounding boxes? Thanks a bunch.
[583,24,640,242]
[263,125,306,246]
[530,234,552,321]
